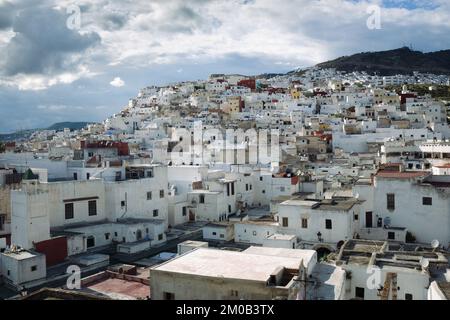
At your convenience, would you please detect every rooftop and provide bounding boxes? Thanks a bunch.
[151,247,315,282]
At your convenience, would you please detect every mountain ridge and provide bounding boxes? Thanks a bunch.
[313,47,450,76]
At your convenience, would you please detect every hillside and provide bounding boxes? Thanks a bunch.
[0,122,92,142]
[315,47,450,76]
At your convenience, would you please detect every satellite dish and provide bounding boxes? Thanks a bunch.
[420,258,429,269]
[431,239,440,249]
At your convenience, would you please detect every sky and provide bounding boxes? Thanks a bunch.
[1,0,450,133]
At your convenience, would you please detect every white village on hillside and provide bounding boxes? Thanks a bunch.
[1,68,450,300]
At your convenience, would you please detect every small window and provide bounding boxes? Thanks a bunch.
[422,197,432,206]
[163,292,175,300]
[65,203,74,220]
[121,200,126,207]
[282,217,289,227]
[220,234,224,238]
[280,186,285,192]
[355,287,365,299]
[228,205,231,213]
[387,193,395,210]
[114,232,118,237]
[199,194,205,204]
[158,234,163,241]
[31,265,37,272]
[230,290,239,297]
[252,231,257,236]
[153,209,159,217]
[325,219,332,230]
[147,191,152,200]
[182,206,187,216]
[301,218,308,229]
[354,214,359,221]
[262,190,266,194]
[88,200,97,216]
[212,232,217,236]
[160,190,164,198]
[388,232,395,240]
[105,233,110,240]
[405,293,413,300]
[87,236,95,248]
[259,177,263,181]
[146,170,153,178]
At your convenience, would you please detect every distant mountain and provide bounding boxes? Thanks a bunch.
[46,122,91,131]
[0,122,93,142]
[315,47,450,76]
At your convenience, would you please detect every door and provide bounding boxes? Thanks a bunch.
[365,211,373,228]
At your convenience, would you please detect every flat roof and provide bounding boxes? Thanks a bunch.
[266,234,297,241]
[151,247,314,282]
[1,250,41,260]
[280,199,320,207]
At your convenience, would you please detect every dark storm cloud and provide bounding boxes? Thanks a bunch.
[1,6,101,76]
[0,1,14,29]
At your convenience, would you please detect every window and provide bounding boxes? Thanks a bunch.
[153,209,159,217]
[65,203,74,220]
[227,184,230,196]
[282,217,289,227]
[88,200,97,216]
[280,186,285,192]
[246,184,249,191]
[86,173,90,180]
[86,236,95,248]
[182,207,187,216]
[231,183,235,195]
[422,197,432,206]
[262,190,266,194]
[158,234,163,241]
[354,214,359,221]
[147,191,152,200]
[73,172,78,180]
[220,234,224,238]
[387,193,395,210]
[31,265,37,272]
[163,292,175,300]
[388,232,395,240]
[259,177,263,181]
[252,231,257,236]
[0,214,5,231]
[228,205,231,213]
[105,233,110,240]
[405,293,413,300]
[301,218,308,229]
[160,190,164,198]
[325,219,332,230]
[212,231,217,236]
[199,194,205,204]
[121,200,126,207]
[114,232,118,237]
[230,290,239,297]
[355,287,365,299]
[146,170,153,178]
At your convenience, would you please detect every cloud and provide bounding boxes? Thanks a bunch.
[0,4,100,89]
[110,77,125,87]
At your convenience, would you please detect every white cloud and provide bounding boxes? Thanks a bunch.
[110,76,125,87]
